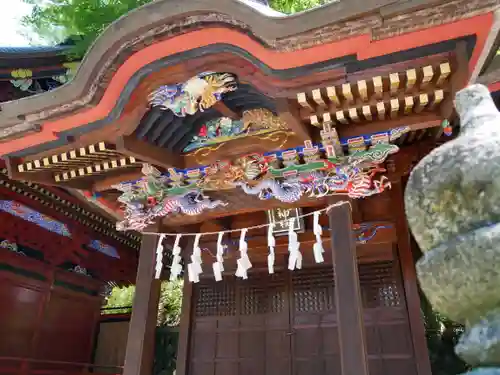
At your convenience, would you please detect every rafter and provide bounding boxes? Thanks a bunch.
[4,156,92,189]
[115,135,184,169]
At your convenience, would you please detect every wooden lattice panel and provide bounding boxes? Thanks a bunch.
[16,142,141,182]
[359,260,402,309]
[299,62,451,126]
[194,280,237,317]
[291,267,335,313]
[239,273,287,315]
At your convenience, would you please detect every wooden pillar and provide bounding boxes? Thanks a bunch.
[123,227,162,375]
[391,182,432,375]
[328,202,369,375]
[175,273,194,375]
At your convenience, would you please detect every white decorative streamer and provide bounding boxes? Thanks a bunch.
[213,232,225,282]
[235,228,252,279]
[141,201,350,237]
[287,218,302,270]
[267,223,276,274]
[313,211,325,263]
[188,233,203,283]
[138,201,352,283]
[155,234,166,279]
[169,234,183,281]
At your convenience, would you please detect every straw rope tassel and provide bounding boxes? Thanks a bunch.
[188,233,202,283]
[313,211,325,263]
[288,218,302,270]
[169,234,183,281]
[267,223,276,274]
[213,232,225,282]
[235,228,252,279]
[154,234,166,279]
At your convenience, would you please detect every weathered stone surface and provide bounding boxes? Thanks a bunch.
[416,223,500,323]
[456,309,500,366]
[405,84,500,373]
[405,84,500,254]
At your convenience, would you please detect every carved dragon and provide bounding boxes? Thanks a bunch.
[234,179,303,203]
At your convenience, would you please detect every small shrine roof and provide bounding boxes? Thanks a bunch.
[0,45,68,56]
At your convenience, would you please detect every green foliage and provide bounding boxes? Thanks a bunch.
[103,280,183,326]
[102,283,134,315]
[154,327,179,375]
[22,0,332,59]
[420,291,470,375]
[269,0,331,13]
[22,0,153,58]
[103,281,182,375]
[157,279,183,326]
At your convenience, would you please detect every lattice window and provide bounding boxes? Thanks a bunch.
[194,280,236,317]
[239,272,286,315]
[359,261,401,308]
[292,267,335,313]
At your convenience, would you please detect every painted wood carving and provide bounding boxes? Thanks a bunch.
[0,200,72,237]
[0,239,24,255]
[115,124,406,231]
[183,108,289,152]
[149,72,237,117]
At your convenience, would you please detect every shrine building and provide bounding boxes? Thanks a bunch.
[0,0,500,375]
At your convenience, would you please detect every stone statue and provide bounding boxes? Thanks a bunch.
[405,84,500,374]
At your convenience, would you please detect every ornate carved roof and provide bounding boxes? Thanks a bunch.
[0,0,497,145]
[0,0,497,232]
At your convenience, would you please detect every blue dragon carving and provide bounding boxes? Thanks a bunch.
[117,190,226,232]
[234,180,303,203]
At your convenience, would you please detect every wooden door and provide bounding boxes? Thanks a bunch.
[189,271,291,375]
[290,267,340,375]
[359,260,417,375]
[188,258,417,375]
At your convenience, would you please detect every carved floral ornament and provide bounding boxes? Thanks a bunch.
[114,126,406,232]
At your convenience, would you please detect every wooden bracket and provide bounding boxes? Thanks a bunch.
[276,98,312,141]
